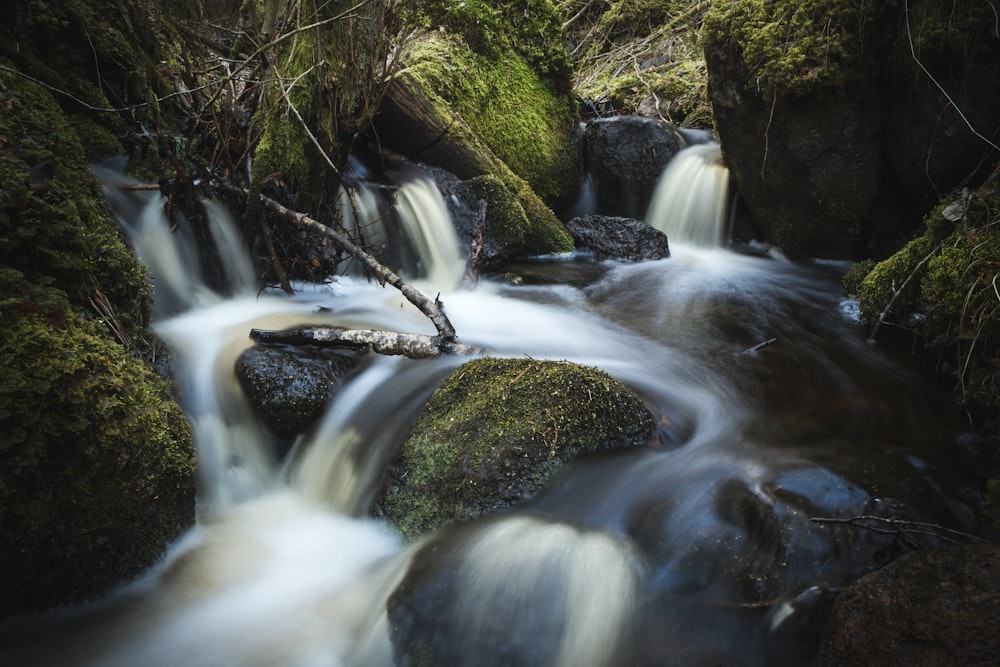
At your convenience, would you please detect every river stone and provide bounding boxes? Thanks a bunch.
[566,215,670,261]
[582,116,680,219]
[376,357,658,540]
[235,345,365,438]
[817,544,1000,666]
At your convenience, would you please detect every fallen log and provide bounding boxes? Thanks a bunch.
[250,326,480,358]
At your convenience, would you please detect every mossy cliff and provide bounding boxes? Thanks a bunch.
[702,0,1000,260]
[0,1,196,616]
[377,357,657,540]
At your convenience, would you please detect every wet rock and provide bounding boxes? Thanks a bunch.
[582,116,680,219]
[817,544,1000,666]
[235,345,365,438]
[566,215,670,261]
[376,357,657,540]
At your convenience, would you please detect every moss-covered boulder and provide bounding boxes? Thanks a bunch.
[0,1,197,617]
[450,174,573,269]
[853,182,1000,525]
[701,0,1000,260]
[377,357,657,540]
[0,271,196,617]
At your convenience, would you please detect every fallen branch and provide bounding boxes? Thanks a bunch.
[809,515,988,546]
[219,181,459,344]
[870,242,942,341]
[250,326,479,358]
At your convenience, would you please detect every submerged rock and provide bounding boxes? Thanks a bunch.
[377,357,657,539]
[817,544,1000,666]
[235,345,366,438]
[566,214,670,261]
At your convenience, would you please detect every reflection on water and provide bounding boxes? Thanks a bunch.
[0,167,978,667]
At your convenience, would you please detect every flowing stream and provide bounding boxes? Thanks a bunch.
[0,146,978,666]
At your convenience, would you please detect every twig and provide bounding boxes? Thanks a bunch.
[809,514,989,546]
[870,242,943,340]
[904,0,1000,153]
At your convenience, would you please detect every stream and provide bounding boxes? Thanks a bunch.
[0,144,977,666]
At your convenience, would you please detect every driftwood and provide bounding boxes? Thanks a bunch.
[250,326,480,358]
[218,182,477,358]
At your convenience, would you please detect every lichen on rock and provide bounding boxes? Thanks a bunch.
[377,357,658,540]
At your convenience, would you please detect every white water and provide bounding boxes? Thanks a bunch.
[646,143,731,246]
[0,156,975,666]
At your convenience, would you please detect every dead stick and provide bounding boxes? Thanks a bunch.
[250,326,479,358]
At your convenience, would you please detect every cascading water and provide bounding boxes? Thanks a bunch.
[646,143,731,247]
[0,153,978,666]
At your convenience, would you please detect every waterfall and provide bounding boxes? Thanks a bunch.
[0,153,976,667]
[338,170,464,291]
[646,143,731,247]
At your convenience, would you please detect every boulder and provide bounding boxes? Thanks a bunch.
[235,345,366,438]
[566,214,670,261]
[701,0,1000,260]
[582,116,681,218]
[817,544,1000,666]
[376,357,657,540]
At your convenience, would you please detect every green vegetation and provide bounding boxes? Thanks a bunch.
[380,357,657,540]
[417,0,573,86]
[0,1,197,616]
[701,0,870,96]
[556,0,712,125]
[853,184,1000,523]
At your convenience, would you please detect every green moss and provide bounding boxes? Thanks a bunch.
[418,0,572,87]
[380,357,656,539]
[702,0,871,96]
[0,270,195,616]
[0,68,153,340]
[401,32,578,204]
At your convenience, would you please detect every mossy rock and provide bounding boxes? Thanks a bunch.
[378,357,657,540]
[0,271,195,617]
[0,69,152,339]
[452,174,573,268]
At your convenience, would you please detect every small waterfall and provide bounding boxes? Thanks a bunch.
[646,143,731,247]
[339,169,464,291]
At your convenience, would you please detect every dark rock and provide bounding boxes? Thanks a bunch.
[235,345,365,438]
[702,1,1000,260]
[566,214,670,261]
[582,116,681,219]
[817,544,1000,666]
